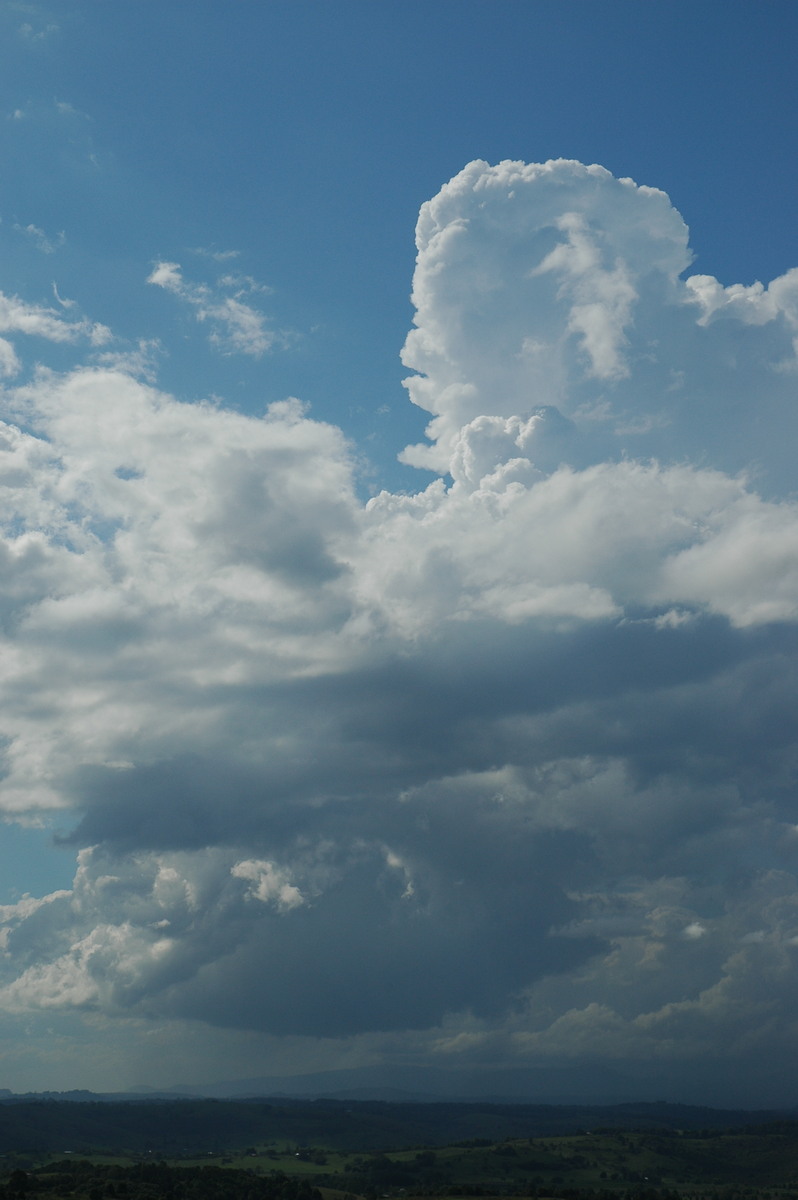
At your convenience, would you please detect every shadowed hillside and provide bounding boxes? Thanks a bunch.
[0,1099,791,1157]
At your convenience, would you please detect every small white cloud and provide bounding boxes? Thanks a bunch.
[217,273,272,295]
[652,608,696,629]
[232,860,304,911]
[18,20,59,43]
[146,261,183,292]
[52,282,76,309]
[14,223,66,255]
[190,247,241,263]
[0,289,111,371]
[147,261,279,357]
[54,100,85,120]
[384,849,415,898]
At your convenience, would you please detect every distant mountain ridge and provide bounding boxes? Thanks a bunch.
[161,1063,667,1104]
[3,1061,797,1109]
[158,1062,798,1110]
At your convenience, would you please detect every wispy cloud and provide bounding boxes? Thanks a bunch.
[52,283,75,309]
[147,261,280,357]
[191,246,242,263]
[13,2,59,44]
[13,222,65,254]
[0,290,110,353]
[18,20,58,42]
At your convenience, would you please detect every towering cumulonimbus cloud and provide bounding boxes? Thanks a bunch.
[400,159,798,498]
[0,159,797,1101]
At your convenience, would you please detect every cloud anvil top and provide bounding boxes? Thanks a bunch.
[1,155,798,1106]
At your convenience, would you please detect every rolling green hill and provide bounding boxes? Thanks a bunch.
[2,1102,798,1196]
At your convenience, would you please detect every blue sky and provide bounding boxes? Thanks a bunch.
[2,0,796,475]
[0,0,797,1102]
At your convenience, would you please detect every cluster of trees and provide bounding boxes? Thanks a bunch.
[0,1161,324,1200]
[3,1156,798,1200]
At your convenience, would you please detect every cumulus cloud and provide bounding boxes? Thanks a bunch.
[0,159,797,1102]
[231,859,305,911]
[399,159,798,497]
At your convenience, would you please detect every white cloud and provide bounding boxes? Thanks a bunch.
[0,290,110,376]
[146,261,182,291]
[531,211,638,379]
[0,159,797,1100]
[0,337,21,377]
[52,282,76,309]
[232,859,305,910]
[191,247,241,263]
[18,19,59,43]
[398,159,798,498]
[147,261,280,357]
[13,222,65,254]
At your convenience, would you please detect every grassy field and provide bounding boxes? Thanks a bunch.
[229,1128,798,1191]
